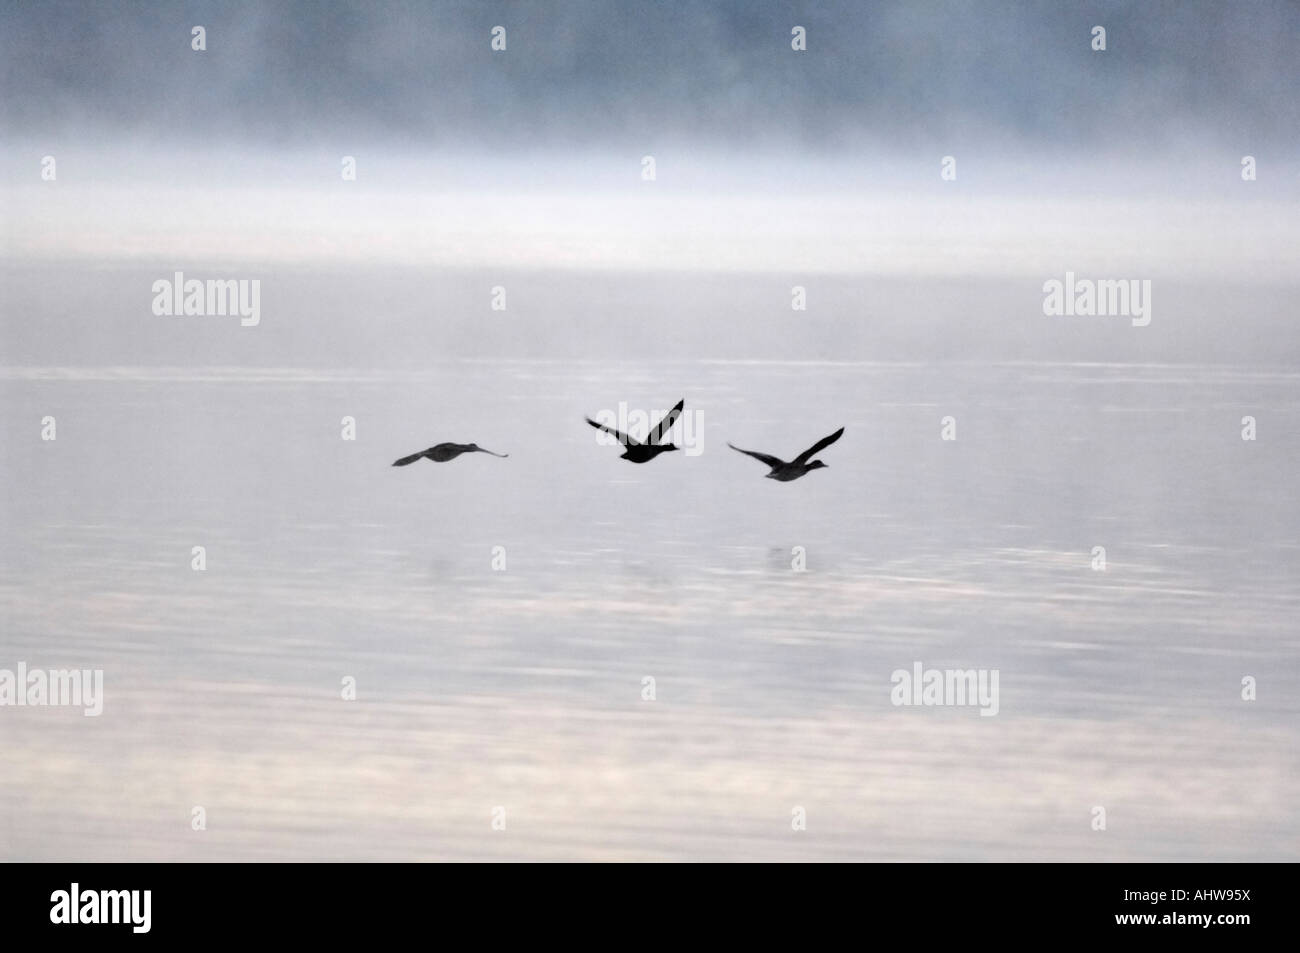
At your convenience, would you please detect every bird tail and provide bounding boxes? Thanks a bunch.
[391,452,425,467]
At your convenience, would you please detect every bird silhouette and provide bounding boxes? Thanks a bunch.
[727,427,844,481]
[392,443,509,466]
[585,399,684,463]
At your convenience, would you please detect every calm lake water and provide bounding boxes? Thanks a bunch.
[2,351,1296,860]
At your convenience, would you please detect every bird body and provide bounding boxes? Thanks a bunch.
[392,442,508,466]
[728,427,844,481]
[586,399,684,463]
[618,444,677,464]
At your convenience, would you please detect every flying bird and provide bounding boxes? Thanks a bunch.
[727,427,844,482]
[585,399,684,463]
[392,443,509,466]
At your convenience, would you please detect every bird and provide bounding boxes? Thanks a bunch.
[585,399,684,463]
[391,443,509,466]
[727,427,844,481]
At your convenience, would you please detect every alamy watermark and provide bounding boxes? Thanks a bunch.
[890,662,999,716]
[0,663,103,716]
[590,402,704,456]
[151,271,260,327]
[1042,271,1151,327]
[50,883,150,933]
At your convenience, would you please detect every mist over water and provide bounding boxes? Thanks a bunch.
[2,1,1298,860]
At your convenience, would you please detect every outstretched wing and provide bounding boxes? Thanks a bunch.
[649,399,685,445]
[793,427,845,465]
[392,449,429,467]
[727,443,785,470]
[586,417,640,446]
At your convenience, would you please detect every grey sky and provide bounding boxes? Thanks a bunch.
[3,0,1297,154]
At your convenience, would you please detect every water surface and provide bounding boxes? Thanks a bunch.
[2,355,1296,860]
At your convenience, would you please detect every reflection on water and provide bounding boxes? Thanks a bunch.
[1,360,1297,859]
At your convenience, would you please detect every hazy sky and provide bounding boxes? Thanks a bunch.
[3,0,1298,155]
[3,2,1296,278]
